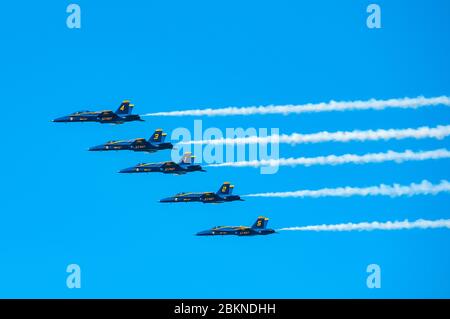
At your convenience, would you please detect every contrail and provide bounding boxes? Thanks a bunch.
[244,180,450,198]
[278,219,450,232]
[180,125,450,145]
[208,148,450,168]
[143,96,450,117]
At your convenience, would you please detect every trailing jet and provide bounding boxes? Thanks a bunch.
[196,216,275,236]
[119,152,205,175]
[160,182,243,203]
[89,129,173,153]
[52,100,143,124]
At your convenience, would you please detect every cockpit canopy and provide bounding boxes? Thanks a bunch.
[137,163,149,167]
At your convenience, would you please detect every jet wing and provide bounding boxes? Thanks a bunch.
[130,138,150,149]
[200,192,223,202]
[162,161,181,169]
[161,161,183,173]
[98,110,120,120]
[133,138,147,144]
[100,110,114,115]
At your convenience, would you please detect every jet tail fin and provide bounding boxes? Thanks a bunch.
[217,182,234,195]
[115,100,134,115]
[179,152,195,164]
[149,129,167,143]
[251,216,269,230]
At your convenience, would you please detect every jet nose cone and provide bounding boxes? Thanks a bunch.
[196,230,211,236]
[118,167,136,173]
[52,116,68,122]
[159,197,174,203]
[88,145,104,151]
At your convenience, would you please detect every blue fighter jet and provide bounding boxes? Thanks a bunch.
[53,100,143,124]
[159,182,243,203]
[119,152,205,175]
[89,129,173,153]
[196,216,275,236]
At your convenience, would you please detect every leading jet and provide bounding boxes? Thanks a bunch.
[89,129,173,153]
[196,216,275,236]
[159,182,243,203]
[52,100,143,124]
[119,152,205,175]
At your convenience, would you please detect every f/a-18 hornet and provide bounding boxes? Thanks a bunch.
[89,129,173,153]
[196,216,275,236]
[119,152,205,175]
[159,182,243,203]
[53,100,143,124]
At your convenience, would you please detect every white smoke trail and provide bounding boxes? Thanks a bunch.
[244,180,450,198]
[278,219,450,232]
[143,96,450,117]
[208,148,450,168]
[180,125,450,145]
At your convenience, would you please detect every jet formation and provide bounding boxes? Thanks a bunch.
[196,216,275,236]
[53,100,276,236]
[53,100,143,124]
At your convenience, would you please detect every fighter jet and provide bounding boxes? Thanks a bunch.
[119,152,205,175]
[89,129,173,153]
[196,216,275,236]
[52,100,143,124]
[159,182,243,203]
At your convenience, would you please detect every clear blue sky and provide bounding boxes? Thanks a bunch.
[0,1,449,298]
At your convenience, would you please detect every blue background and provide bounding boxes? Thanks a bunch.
[0,0,449,298]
